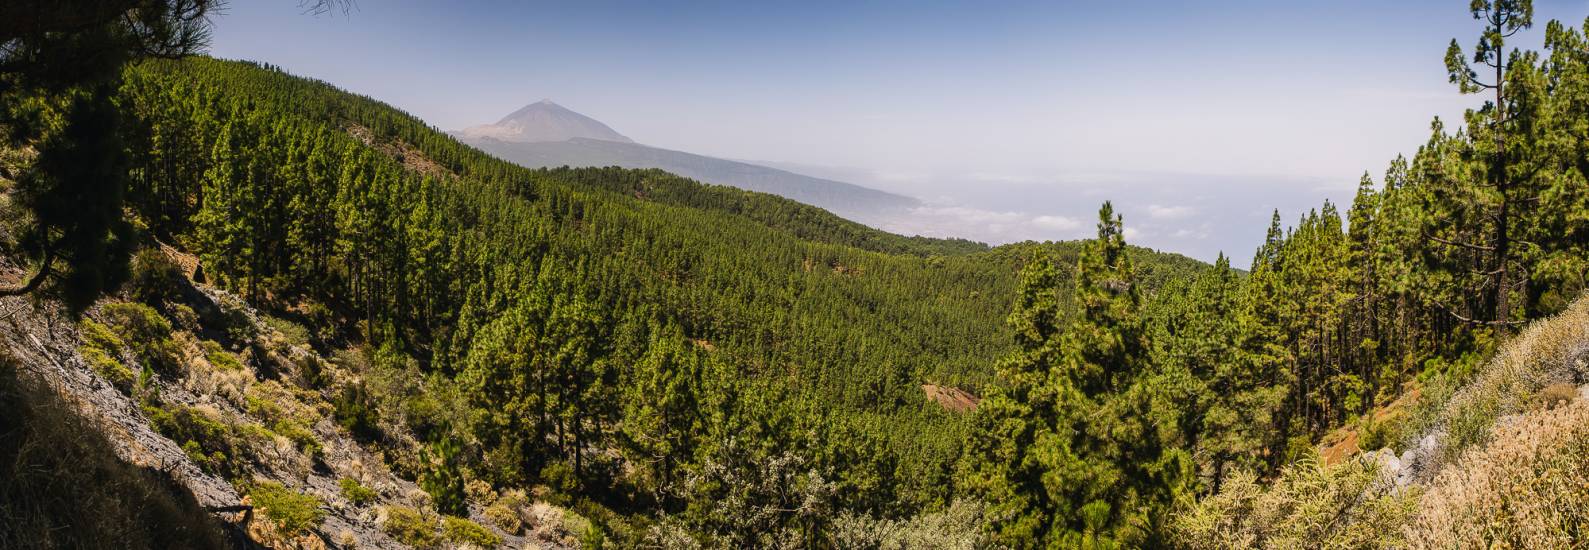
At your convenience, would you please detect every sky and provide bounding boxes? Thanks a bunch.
[210,0,1589,262]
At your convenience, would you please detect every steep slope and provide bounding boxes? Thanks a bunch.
[453,103,921,221]
[0,261,590,548]
[1176,295,1589,548]
[456,100,633,144]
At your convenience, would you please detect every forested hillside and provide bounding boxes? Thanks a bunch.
[38,55,1195,545]
[5,0,1589,548]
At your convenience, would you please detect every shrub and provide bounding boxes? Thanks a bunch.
[442,516,502,548]
[144,404,246,479]
[1406,400,1589,547]
[829,499,988,550]
[262,315,311,348]
[1358,408,1408,453]
[1533,382,1578,411]
[304,301,338,344]
[539,460,579,499]
[100,302,180,374]
[380,505,440,549]
[421,438,468,517]
[332,382,381,441]
[1423,299,1589,470]
[248,481,326,536]
[168,303,201,332]
[208,294,256,343]
[201,340,243,371]
[1173,456,1416,549]
[483,502,522,536]
[484,489,528,534]
[272,419,323,462]
[78,319,134,393]
[295,353,327,388]
[82,344,135,392]
[339,477,377,507]
[466,478,498,505]
[128,248,183,306]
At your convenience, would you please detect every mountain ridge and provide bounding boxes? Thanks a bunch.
[452,101,921,221]
[456,99,633,144]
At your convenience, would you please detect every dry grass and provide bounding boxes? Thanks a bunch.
[1404,397,1589,546]
[1404,398,1589,548]
[1172,457,1416,549]
[1416,297,1589,473]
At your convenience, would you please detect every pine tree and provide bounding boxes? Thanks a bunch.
[963,202,1189,548]
[623,325,705,504]
[1438,0,1538,326]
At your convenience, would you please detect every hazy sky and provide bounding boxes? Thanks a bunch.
[210,0,1589,262]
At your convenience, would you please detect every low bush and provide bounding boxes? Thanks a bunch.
[1406,400,1589,547]
[484,489,528,534]
[144,403,247,479]
[201,340,243,371]
[1357,407,1409,453]
[272,418,323,463]
[78,319,135,393]
[442,516,502,548]
[340,477,377,507]
[332,382,381,441]
[101,302,181,375]
[829,499,988,550]
[380,505,440,549]
[1173,456,1416,549]
[1424,299,1589,470]
[262,315,311,348]
[249,481,326,536]
[128,248,183,306]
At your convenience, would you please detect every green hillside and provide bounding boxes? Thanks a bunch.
[8,1,1589,546]
[102,55,1208,538]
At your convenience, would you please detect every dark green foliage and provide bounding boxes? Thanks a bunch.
[128,247,184,306]
[0,0,213,311]
[333,382,381,441]
[7,86,134,312]
[961,203,1190,547]
[421,437,468,517]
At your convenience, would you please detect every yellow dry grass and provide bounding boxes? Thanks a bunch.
[1424,297,1589,471]
[1404,398,1589,548]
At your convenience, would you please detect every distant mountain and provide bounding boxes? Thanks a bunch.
[456,99,634,143]
[453,102,919,220]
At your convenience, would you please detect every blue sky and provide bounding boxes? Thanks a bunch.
[210,0,1589,261]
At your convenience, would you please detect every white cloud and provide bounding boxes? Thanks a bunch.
[1147,204,1195,220]
[870,205,1092,244]
[1031,215,1081,231]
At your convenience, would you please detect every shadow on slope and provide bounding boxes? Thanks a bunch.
[0,349,234,549]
